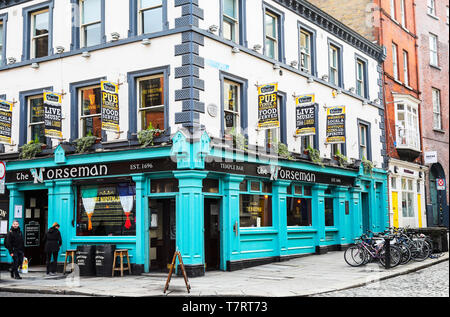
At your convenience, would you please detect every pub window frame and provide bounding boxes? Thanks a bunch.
[262,2,285,63]
[358,119,372,161]
[327,39,343,88]
[403,50,410,86]
[137,73,166,131]
[0,13,7,67]
[298,22,316,76]
[222,0,240,44]
[392,42,399,80]
[429,33,439,67]
[286,184,313,227]
[129,0,168,37]
[432,88,442,130]
[239,178,273,229]
[30,9,50,59]
[138,0,164,35]
[355,54,369,99]
[79,84,102,139]
[80,0,103,48]
[28,94,46,144]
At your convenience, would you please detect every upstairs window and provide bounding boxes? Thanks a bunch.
[403,50,409,86]
[356,58,367,98]
[28,95,46,144]
[80,0,102,47]
[222,0,239,43]
[223,80,240,136]
[299,30,312,74]
[138,74,165,131]
[264,11,278,60]
[427,0,436,16]
[0,20,4,65]
[396,103,420,151]
[429,33,439,67]
[31,10,49,59]
[80,85,102,138]
[328,43,342,87]
[359,123,368,160]
[400,0,406,27]
[392,43,399,80]
[390,0,396,19]
[432,88,442,130]
[139,0,163,34]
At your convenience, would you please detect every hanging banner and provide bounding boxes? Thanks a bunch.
[295,94,316,136]
[326,106,346,144]
[43,92,63,139]
[257,83,279,130]
[0,100,13,145]
[101,81,120,133]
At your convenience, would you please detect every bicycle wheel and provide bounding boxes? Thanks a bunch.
[411,240,431,262]
[379,245,402,268]
[397,243,412,265]
[344,245,367,267]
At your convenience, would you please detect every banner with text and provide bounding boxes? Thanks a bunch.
[257,83,279,130]
[44,92,63,139]
[101,81,120,133]
[326,106,346,144]
[295,94,316,136]
[0,100,13,145]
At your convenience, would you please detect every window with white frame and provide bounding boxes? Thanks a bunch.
[403,50,409,86]
[391,176,397,190]
[359,123,368,160]
[356,59,366,97]
[80,0,102,47]
[138,74,165,131]
[264,11,278,60]
[396,103,420,150]
[299,30,312,74]
[331,143,344,157]
[222,0,239,43]
[427,0,436,16]
[265,95,281,148]
[28,95,46,144]
[329,45,339,86]
[80,85,102,138]
[429,33,438,67]
[401,178,415,218]
[392,43,399,80]
[224,80,240,136]
[31,9,49,59]
[139,0,163,34]
[391,0,396,19]
[432,88,442,130]
[0,20,3,64]
[301,135,314,153]
[400,0,406,27]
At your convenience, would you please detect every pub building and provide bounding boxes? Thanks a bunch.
[0,0,388,277]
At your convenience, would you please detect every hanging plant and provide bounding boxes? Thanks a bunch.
[137,122,164,147]
[229,127,248,151]
[306,145,324,167]
[19,136,44,160]
[362,156,374,175]
[334,149,348,167]
[74,132,98,154]
[275,142,294,160]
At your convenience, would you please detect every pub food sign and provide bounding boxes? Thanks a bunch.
[101,81,120,133]
[257,83,279,130]
[0,99,13,145]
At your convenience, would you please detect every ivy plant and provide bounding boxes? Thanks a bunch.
[229,127,248,151]
[362,156,374,175]
[19,136,44,160]
[75,132,98,154]
[137,122,164,148]
[306,145,324,167]
[275,142,294,160]
[334,149,348,167]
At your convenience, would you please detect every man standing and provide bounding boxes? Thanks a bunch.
[4,220,25,279]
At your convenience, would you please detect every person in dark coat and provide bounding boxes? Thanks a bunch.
[43,222,62,275]
[4,220,25,280]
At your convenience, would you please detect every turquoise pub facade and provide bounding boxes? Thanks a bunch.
[2,130,389,276]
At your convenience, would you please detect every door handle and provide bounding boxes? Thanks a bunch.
[233,221,239,237]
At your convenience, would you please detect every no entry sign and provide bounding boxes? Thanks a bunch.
[436,178,446,191]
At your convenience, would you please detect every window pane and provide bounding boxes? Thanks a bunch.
[223,0,237,18]
[82,116,102,138]
[141,107,164,130]
[81,87,101,116]
[34,35,49,58]
[30,97,44,123]
[265,38,276,59]
[287,197,312,226]
[84,22,101,47]
[240,194,272,227]
[223,18,235,42]
[224,82,238,112]
[265,13,276,38]
[140,0,162,8]
[0,23,3,46]
[140,76,164,108]
[325,198,334,226]
[33,11,49,36]
[150,179,178,193]
[30,124,46,144]
[82,0,101,24]
[142,7,163,33]
[77,183,137,236]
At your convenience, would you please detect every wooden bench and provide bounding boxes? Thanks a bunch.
[112,249,131,277]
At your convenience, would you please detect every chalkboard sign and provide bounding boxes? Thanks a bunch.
[25,221,40,247]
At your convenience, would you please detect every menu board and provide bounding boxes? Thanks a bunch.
[25,221,40,247]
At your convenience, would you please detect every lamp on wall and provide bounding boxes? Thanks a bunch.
[349,87,356,93]
[307,76,314,84]
[290,60,298,68]
[7,57,16,65]
[81,51,91,58]
[252,44,262,52]
[111,32,120,41]
[141,38,151,45]
[55,46,65,54]
[232,46,240,54]
[273,63,281,70]
[31,62,39,69]
[321,74,329,81]
[208,25,219,34]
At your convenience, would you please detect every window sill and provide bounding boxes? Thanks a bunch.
[325,227,339,232]
[427,13,440,20]
[433,128,446,134]
[429,64,442,71]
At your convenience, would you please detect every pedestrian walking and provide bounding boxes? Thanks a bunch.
[43,222,62,276]
[4,220,25,280]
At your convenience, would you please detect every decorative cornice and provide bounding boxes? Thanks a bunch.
[274,0,385,62]
[0,0,32,9]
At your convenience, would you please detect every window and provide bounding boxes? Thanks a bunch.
[356,59,366,97]
[359,123,368,160]
[80,0,102,47]
[77,183,136,236]
[28,95,46,144]
[427,0,436,16]
[432,88,442,130]
[31,10,49,59]
[139,0,163,34]
[400,0,406,27]
[391,177,397,190]
[325,198,334,227]
[396,103,420,150]
[401,178,414,218]
[265,95,281,148]
[222,0,239,43]
[80,85,102,138]
[301,135,314,153]
[287,184,312,227]
[329,44,340,86]
[429,33,438,67]
[331,143,345,157]
[240,194,272,227]
[392,43,399,80]
[447,6,449,24]
[138,74,165,131]
[403,50,409,86]
[0,20,3,65]
[299,30,312,74]
[390,0,396,19]
[264,11,278,60]
[223,80,240,136]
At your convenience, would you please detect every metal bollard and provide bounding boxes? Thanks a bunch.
[384,237,391,269]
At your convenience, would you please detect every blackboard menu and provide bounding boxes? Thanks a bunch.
[25,221,40,247]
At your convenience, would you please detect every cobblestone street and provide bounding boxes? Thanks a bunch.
[312,260,449,297]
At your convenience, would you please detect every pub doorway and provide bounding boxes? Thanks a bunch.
[204,198,221,271]
[361,192,370,234]
[149,198,176,272]
[23,190,48,266]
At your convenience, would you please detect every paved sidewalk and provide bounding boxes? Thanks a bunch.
[0,251,448,297]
